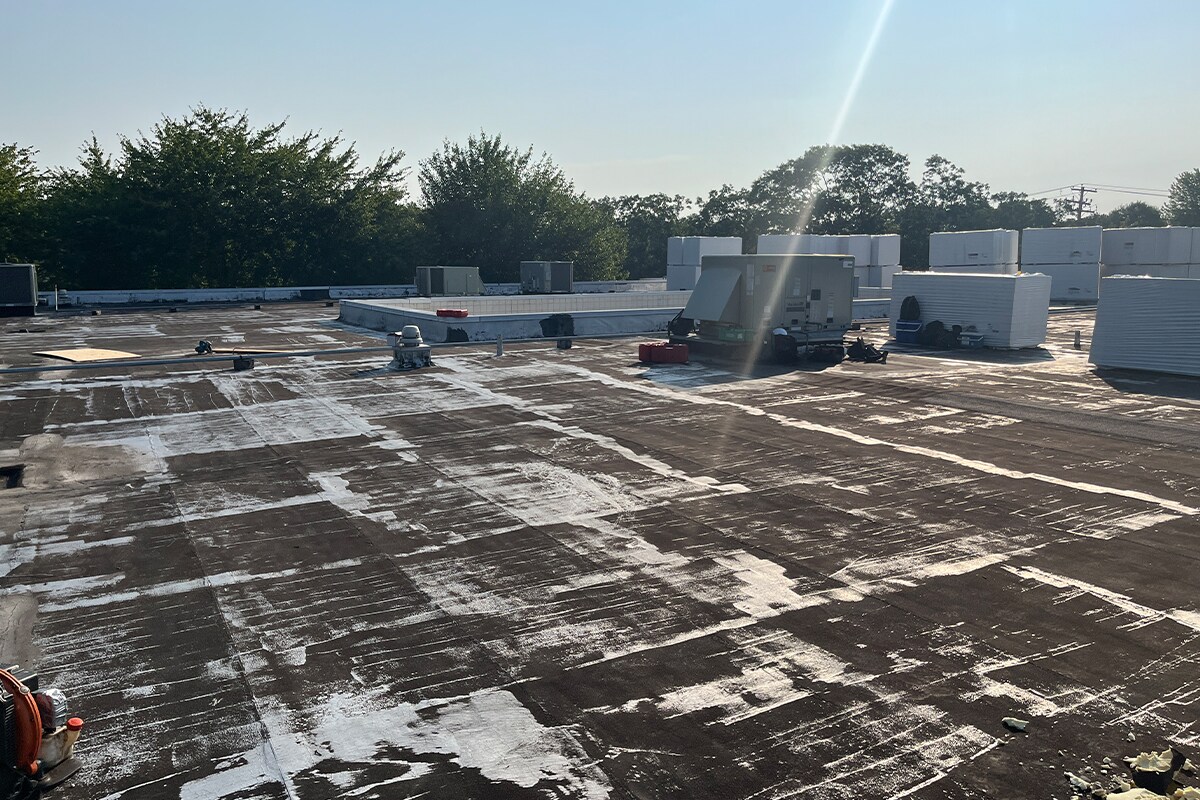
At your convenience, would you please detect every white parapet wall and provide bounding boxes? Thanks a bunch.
[1089,276,1200,376]
[37,279,670,306]
[889,271,1051,349]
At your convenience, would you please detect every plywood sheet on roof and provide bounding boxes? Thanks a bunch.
[34,348,141,363]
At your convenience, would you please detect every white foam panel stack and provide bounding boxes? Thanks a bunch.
[929,229,1019,274]
[1019,226,1102,302]
[1098,226,1200,282]
[889,272,1051,349]
[666,236,742,290]
[1090,277,1200,376]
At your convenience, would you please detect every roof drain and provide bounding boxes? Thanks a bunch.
[1,464,25,489]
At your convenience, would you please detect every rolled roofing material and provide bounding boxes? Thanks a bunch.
[1090,276,1200,376]
[34,348,141,363]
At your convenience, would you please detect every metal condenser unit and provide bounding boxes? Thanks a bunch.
[0,264,38,317]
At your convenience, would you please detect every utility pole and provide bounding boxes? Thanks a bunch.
[1068,185,1097,221]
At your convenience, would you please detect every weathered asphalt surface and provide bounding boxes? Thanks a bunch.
[2,304,1198,799]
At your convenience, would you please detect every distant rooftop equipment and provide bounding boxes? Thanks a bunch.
[520,261,574,294]
[415,266,484,297]
[682,253,854,344]
[889,272,1050,349]
[1090,276,1200,376]
[0,264,37,317]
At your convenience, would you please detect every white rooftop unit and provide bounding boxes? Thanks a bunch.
[1020,226,1102,266]
[0,264,38,317]
[1090,277,1200,376]
[520,261,574,293]
[1101,227,1193,266]
[889,272,1051,349]
[928,229,1019,268]
[414,266,484,297]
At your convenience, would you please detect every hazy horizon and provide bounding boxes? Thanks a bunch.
[5,0,1198,212]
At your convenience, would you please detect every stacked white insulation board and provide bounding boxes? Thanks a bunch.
[1020,226,1102,302]
[929,229,1018,274]
[1099,227,1200,280]
[889,272,1051,349]
[667,236,742,290]
[757,233,902,294]
[1089,277,1200,376]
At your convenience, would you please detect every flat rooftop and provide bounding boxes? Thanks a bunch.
[2,304,1199,799]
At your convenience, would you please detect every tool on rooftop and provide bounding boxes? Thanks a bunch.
[0,665,84,798]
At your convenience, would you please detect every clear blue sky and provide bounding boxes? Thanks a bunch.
[4,0,1198,212]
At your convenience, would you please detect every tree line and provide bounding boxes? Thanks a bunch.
[2,106,1198,289]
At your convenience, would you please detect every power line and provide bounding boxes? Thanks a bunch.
[1085,183,1170,194]
[1029,185,1077,197]
[1089,187,1169,198]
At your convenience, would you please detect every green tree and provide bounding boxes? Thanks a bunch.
[42,138,125,287]
[1097,201,1164,228]
[601,193,691,278]
[742,146,831,236]
[895,155,992,268]
[988,191,1055,230]
[811,144,915,234]
[419,132,626,282]
[0,143,45,264]
[691,184,752,240]
[1163,169,1200,225]
[44,107,412,289]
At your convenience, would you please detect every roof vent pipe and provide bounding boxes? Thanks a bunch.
[387,325,433,370]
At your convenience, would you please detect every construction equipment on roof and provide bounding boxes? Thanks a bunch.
[0,665,84,797]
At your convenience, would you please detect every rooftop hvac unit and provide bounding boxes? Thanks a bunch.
[414,266,484,297]
[520,261,574,293]
[682,254,854,343]
[0,264,37,317]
